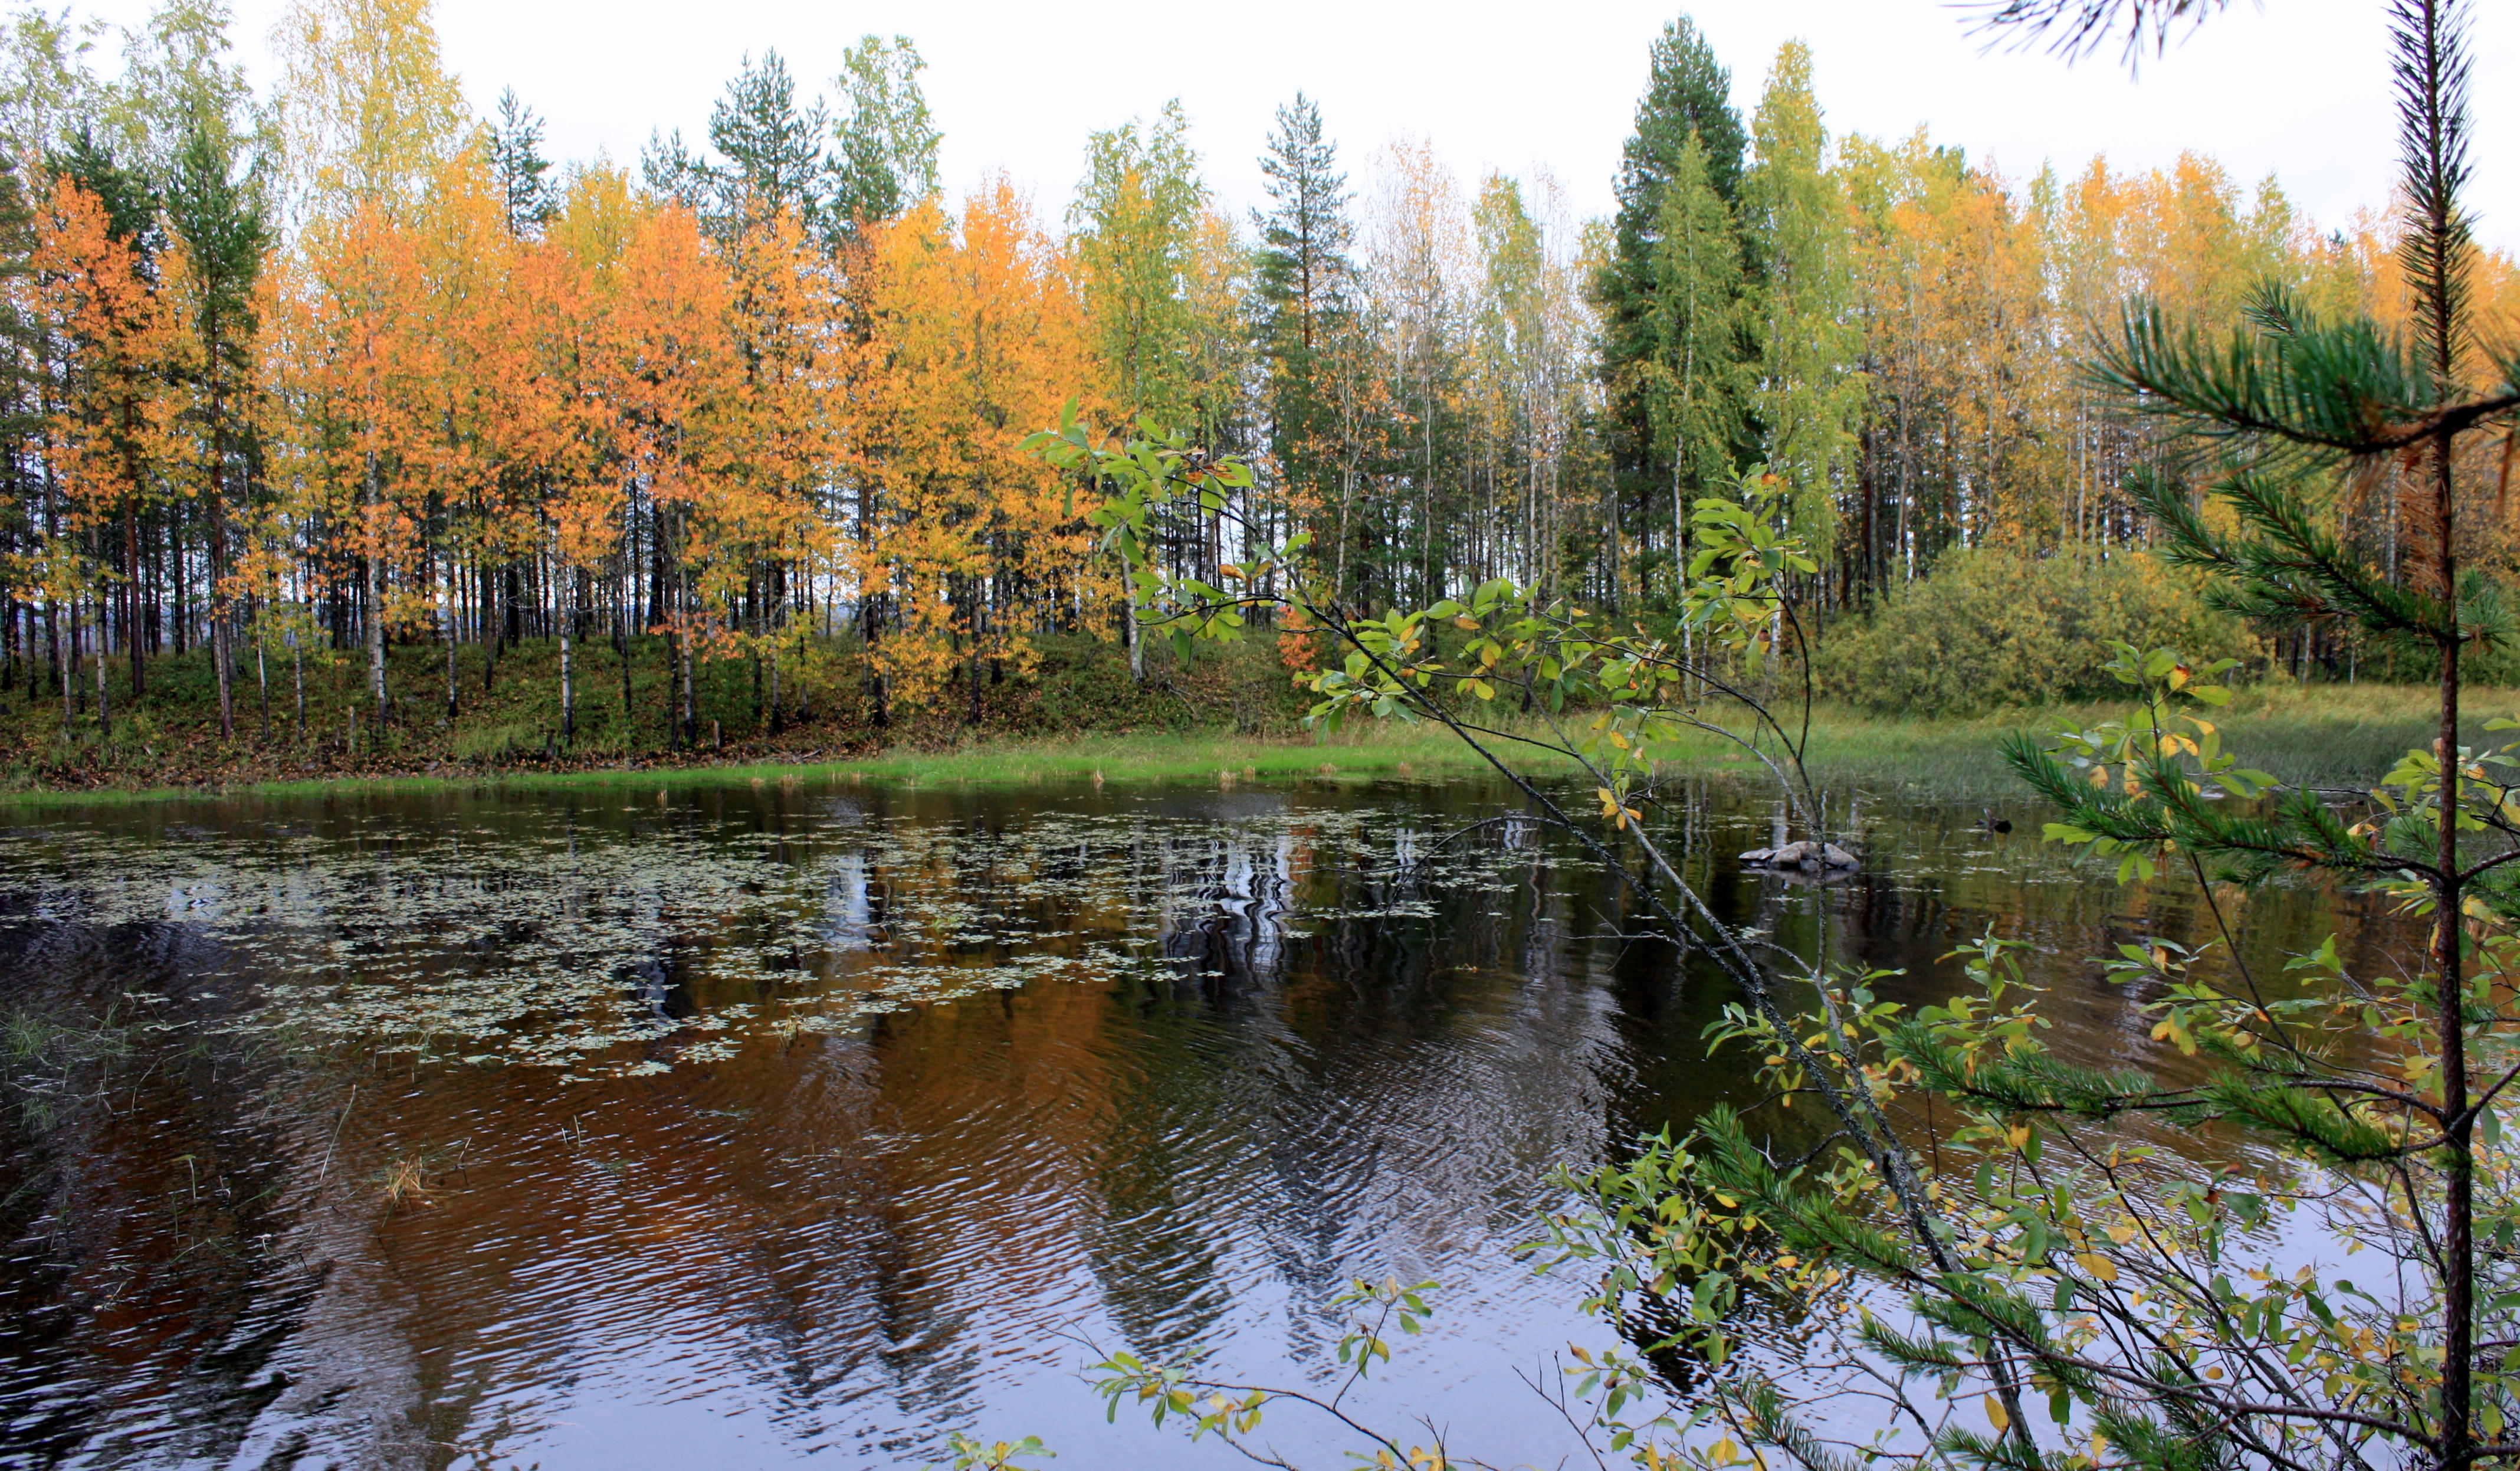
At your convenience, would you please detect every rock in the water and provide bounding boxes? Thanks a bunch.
[1740,839,1862,873]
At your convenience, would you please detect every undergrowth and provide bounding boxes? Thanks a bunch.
[0,622,2494,803]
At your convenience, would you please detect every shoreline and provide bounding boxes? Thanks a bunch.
[0,730,1530,808]
[0,680,2492,809]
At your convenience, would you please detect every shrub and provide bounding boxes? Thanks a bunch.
[1819,548,2258,715]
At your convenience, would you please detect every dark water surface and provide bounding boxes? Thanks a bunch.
[0,773,2419,1469]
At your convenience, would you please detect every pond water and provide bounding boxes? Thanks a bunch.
[0,770,2420,1470]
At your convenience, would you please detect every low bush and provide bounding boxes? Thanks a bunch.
[1819,548,2259,716]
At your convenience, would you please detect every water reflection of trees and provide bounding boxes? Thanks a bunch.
[0,779,2436,1466]
[0,915,324,1467]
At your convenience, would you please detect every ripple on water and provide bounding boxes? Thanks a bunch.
[0,777,2416,1467]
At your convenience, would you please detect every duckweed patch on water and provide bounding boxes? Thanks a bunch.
[0,792,1572,1083]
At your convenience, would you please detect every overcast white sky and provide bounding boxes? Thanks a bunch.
[67,0,2520,250]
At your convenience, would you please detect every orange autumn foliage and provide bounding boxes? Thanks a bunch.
[35,177,183,601]
[855,181,1102,709]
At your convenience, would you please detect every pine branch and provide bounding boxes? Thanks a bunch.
[1967,0,2233,64]
[2095,299,2520,458]
[2146,466,2452,641]
[2201,1079,2412,1163]
[1892,1020,2171,1118]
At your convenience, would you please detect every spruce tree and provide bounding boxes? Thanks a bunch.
[1596,16,1751,582]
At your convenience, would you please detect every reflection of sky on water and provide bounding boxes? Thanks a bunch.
[0,776,2419,1468]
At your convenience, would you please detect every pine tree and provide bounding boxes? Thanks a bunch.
[487,88,554,237]
[1251,91,1353,545]
[636,126,710,213]
[1253,93,1350,363]
[707,51,826,235]
[163,111,264,738]
[828,34,939,232]
[52,125,157,245]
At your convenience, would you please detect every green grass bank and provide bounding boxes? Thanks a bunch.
[0,625,2495,807]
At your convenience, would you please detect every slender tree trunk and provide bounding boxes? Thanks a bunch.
[51,599,64,732]
[767,633,782,736]
[211,582,232,738]
[864,589,888,729]
[618,600,633,722]
[366,549,386,733]
[968,584,984,725]
[678,633,695,749]
[2432,419,2471,1471]
[363,448,388,733]
[1122,582,1141,682]
[560,628,573,743]
[483,560,500,693]
[209,406,232,739]
[124,502,142,699]
[2402,9,2475,1462]
[94,592,109,740]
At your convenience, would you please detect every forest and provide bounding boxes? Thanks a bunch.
[4,0,2516,765]
[15,2,2520,1466]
